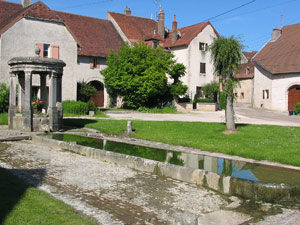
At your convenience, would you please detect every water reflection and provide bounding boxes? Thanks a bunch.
[50,133,300,184]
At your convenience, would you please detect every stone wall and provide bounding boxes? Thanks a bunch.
[234,78,253,104]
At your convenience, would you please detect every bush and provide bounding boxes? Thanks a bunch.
[220,92,227,110]
[0,83,9,113]
[0,113,8,125]
[62,101,88,115]
[77,81,97,102]
[194,98,214,103]
[178,96,191,103]
[295,103,300,115]
[87,100,96,112]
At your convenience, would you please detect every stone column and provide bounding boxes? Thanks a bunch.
[8,72,16,129]
[57,74,63,129]
[23,70,33,132]
[18,73,25,112]
[40,74,47,109]
[48,72,58,131]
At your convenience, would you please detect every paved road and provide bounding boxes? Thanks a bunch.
[104,104,300,127]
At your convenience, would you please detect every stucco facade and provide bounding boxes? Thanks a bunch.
[253,64,300,112]
[234,79,253,104]
[170,25,218,98]
[0,17,109,107]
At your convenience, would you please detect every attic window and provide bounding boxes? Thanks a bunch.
[199,42,208,51]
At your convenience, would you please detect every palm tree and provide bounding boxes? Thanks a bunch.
[210,36,243,132]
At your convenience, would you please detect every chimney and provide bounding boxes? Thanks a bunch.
[22,0,32,8]
[158,6,165,37]
[124,6,131,16]
[271,27,282,41]
[172,15,178,43]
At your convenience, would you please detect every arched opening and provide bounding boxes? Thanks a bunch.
[288,85,300,112]
[89,80,104,107]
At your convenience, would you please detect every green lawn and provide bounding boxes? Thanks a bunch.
[0,167,97,225]
[0,113,8,125]
[64,119,300,166]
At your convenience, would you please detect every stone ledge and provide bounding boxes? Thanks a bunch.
[31,134,300,204]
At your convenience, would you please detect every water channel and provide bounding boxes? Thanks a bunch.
[49,133,300,185]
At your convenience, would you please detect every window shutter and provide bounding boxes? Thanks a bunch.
[96,58,100,69]
[51,44,59,59]
[90,58,94,69]
[36,43,44,57]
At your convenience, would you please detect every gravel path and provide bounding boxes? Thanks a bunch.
[0,128,299,224]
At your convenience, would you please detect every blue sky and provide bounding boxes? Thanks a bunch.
[9,0,300,51]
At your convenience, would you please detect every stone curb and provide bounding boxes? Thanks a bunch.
[31,134,300,204]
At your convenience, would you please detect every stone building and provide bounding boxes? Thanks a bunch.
[0,0,123,107]
[1,0,220,107]
[253,24,300,113]
[234,51,256,104]
[108,8,220,99]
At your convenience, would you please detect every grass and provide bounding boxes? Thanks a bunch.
[63,110,107,118]
[0,167,97,225]
[137,106,178,114]
[63,119,300,166]
[0,113,8,125]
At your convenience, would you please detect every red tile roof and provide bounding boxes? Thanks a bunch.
[0,1,123,57]
[236,51,257,79]
[254,23,300,74]
[164,21,219,48]
[56,11,123,57]
[108,12,158,43]
[0,0,22,24]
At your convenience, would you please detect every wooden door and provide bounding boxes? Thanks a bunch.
[91,90,104,107]
[288,85,300,111]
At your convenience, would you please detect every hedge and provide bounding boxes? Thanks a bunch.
[220,92,227,110]
[62,101,88,115]
[295,103,300,115]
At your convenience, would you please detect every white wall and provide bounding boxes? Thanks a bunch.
[253,64,300,111]
[171,25,218,98]
[253,65,273,110]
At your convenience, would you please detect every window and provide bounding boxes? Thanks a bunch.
[240,92,244,99]
[199,42,207,51]
[90,58,100,69]
[263,89,269,99]
[196,86,204,97]
[43,44,50,58]
[152,41,158,48]
[200,62,206,74]
[234,93,238,98]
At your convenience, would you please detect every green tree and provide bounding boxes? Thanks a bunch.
[169,63,188,98]
[0,83,9,113]
[210,36,243,132]
[202,81,220,102]
[77,81,97,102]
[103,42,187,109]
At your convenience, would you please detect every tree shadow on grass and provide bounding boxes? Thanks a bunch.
[0,168,46,224]
[63,118,98,131]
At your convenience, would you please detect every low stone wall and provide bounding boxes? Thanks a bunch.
[196,103,218,112]
[32,134,300,204]
[174,102,193,112]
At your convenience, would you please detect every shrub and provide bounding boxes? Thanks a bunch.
[295,103,300,115]
[178,96,191,103]
[220,92,227,110]
[87,100,96,112]
[62,101,88,115]
[0,83,9,113]
[77,81,97,102]
[194,98,214,103]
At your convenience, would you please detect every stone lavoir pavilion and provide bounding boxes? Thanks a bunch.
[8,48,66,132]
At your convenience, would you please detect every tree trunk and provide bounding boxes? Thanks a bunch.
[226,94,236,131]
